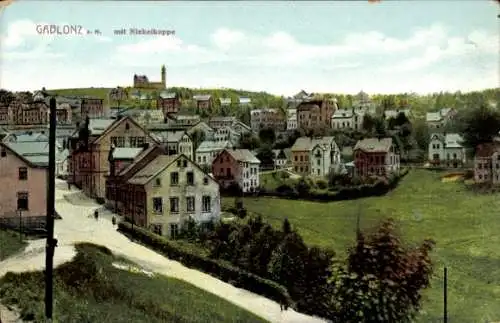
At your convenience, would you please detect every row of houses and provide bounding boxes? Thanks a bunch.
[0,91,105,127]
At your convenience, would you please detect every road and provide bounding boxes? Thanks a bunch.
[0,180,326,323]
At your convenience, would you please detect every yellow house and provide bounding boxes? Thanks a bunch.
[127,154,220,238]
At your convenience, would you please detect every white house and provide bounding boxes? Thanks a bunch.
[428,133,466,167]
[272,149,288,168]
[214,126,240,145]
[195,140,233,166]
[331,109,365,130]
[426,108,457,129]
[287,109,298,131]
[310,138,342,177]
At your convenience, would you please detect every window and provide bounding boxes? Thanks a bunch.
[305,166,308,172]
[111,136,118,146]
[203,156,207,163]
[202,196,211,212]
[0,148,6,157]
[153,197,163,214]
[317,159,321,166]
[183,159,188,167]
[137,137,145,147]
[17,192,29,210]
[177,159,182,167]
[187,196,195,212]
[125,122,130,130]
[18,167,28,180]
[203,177,209,185]
[300,156,303,162]
[187,172,194,185]
[116,137,125,147]
[129,137,137,147]
[170,197,179,213]
[294,156,298,161]
[170,223,179,239]
[170,172,179,185]
[152,224,163,235]
[198,156,202,163]
[154,178,161,187]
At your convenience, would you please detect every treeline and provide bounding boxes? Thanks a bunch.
[125,214,435,322]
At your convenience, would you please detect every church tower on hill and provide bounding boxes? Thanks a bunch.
[161,65,166,88]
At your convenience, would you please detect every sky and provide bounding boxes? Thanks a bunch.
[0,1,498,96]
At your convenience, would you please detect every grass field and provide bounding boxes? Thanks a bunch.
[0,243,267,323]
[223,169,500,323]
[0,229,27,261]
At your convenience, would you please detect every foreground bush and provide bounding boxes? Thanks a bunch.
[117,222,292,308]
[0,243,268,323]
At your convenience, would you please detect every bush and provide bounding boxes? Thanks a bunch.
[95,197,105,205]
[117,222,292,308]
[316,179,328,190]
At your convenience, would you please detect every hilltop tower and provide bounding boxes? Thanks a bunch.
[161,65,166,88]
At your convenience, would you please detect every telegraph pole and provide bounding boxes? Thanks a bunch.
[45,97,57,320]
[443,267,448,323]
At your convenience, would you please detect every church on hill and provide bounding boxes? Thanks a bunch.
[133,65,166,89]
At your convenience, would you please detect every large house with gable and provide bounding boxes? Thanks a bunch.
[291,136,341,177]
[353,138,400,178]
[428,133,466,167]
[69,116,157,199]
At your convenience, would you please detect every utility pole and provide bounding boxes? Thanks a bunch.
[45,97,58,321]
[444,267,448,323]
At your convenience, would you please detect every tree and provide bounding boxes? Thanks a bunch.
[456,103,500,152]
[362,114,377,133]
[412,120,430,151]
[0,89,15,106]
[258,128,276,145]
[256,145,275,169]
[329,218,435,323]
[241,223,281,277]
[190,129,205,151]
[267,231,309,300]
[239,132,260,150]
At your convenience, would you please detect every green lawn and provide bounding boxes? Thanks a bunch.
[223,169,500,323]
[0,243,267,323]
[0,229,27,261]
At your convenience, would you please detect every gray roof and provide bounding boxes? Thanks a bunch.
[426,112,442,122]
[193,94,211,101]
[3,132,48,143]
[112,147,143,160]
[354,138,393,153]
[159,91,177,99]
[127,155,178,185]
[291,136,335,151]
[226,149,260,163]
[152,130,187,143]
[88,118,115,135]
[332,109,354,119]
[385,109,411,119]
[430,133,464,148]
[4,141,51,166]
[239,97,251,104]
[196,140,232,153]
[210,116,236,123]
[220,98,231,105]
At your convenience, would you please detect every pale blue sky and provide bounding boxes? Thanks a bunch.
[1,1,498,95]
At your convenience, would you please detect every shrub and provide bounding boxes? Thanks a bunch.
[95,197,105,205]
[316,179,328,190]
[117,222,292,308]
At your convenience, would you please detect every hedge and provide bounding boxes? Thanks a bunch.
[256,168,410,202]
[117,222,292,307]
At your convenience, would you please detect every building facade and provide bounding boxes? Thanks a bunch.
[0,142,48,229]
[296,99,337,130]
[195,140,233,166]
[353,138,400,178]
[81,98,105,119]
[133,65,166,89]
[124,154,220,238]
[212,149,261,192]
[473,143,500,184]
[157,92,179,117]
[291,136,341,177]
[250,109,286,132]
[428,133,466,167]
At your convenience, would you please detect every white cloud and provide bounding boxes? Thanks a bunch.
[210,28,245,50]
[2,21,497,95]
[0,19,114,60]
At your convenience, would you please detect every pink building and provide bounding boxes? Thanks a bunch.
[0,142,48,229]
[212,149,261,193]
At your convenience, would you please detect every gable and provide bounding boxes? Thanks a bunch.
[96,117,156,144]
